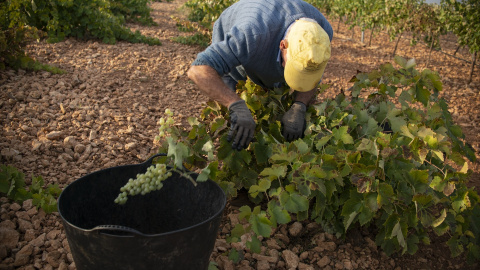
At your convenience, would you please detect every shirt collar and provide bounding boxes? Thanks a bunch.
[277,24,294,64]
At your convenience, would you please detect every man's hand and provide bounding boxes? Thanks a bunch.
[281,101,307,141]
[227,100,256,150]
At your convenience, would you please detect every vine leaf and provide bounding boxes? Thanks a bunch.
[431,209,447,228]
[280,190,309,213]
[267,200,291,225]
[259,165,287,180]
[250,211,272,237]
[333,126,354,144]
[246,236,262,253]
[167,137,189,168]
[357,138,379,157]
[391,222,406,250]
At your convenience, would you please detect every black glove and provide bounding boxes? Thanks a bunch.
[281,101,307,141]
[227,100,256,150]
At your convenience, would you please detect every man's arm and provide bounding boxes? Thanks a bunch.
[187,64,255,150]
[187,65,241,107]
[294,88,317,105]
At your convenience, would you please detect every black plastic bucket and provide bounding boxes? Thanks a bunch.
[58,154,226,270]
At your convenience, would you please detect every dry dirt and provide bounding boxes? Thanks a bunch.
[0,0,479,269]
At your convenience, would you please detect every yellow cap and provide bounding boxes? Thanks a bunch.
[284,19,331,92]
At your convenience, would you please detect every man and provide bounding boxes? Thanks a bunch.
[187,0,333,150]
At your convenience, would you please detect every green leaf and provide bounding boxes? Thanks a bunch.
[406,235,419,255]
[394,55,407,68]
[420,211,434,227]
[391,222,406,249]
[250,212,272,237]
[447,236,464,258]
[253,142,271,164]
[413,194,433,207]
[378,183,394,207]
[365,192,379,212]
[397,181,414,204]
[167,138,189,168]
[400,125,415,139]
[409,170,429,183]
[409,169,429,193]
[238,205,252,221]
[316,134,332,150]
[294,140,310,154]
[399,91,413,107]
[309,165,327,179]
[280,190,309,213]
[405,58,416,69]
[384,214,400,239]
[217,136,234,160]
[358,205,374,226]
[387,115,407,134]
[249,178,271,198]
[432,209,447,228]
[333,126,354,144]
[230,223,247,241]
[433,221,449,236]
[414,84,431,106]
[208,261,219,270]
[270,146,297,163]
[210,117,226,133]
[467,244,480,264]
[357,138,379,156]
[196,169,209,182]
[246,236,262,253]
[344,211,358,231]
[363,117,380,136]
[267,200,291,225]
[224,149,252,172]
[202,140,215,161]
[452,191,471,213]
[228,248,242,264]
[259,165,287,180]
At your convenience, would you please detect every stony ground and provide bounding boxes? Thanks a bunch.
[0,0,479,269]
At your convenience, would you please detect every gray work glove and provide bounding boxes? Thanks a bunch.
[227,100,256,150]
[281,101,307,141]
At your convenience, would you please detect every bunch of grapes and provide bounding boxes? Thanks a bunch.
[156,108,175,141]
[114,163,172,205]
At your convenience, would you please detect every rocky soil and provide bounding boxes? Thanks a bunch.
[1,0,479,269]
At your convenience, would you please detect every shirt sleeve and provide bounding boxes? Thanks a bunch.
[191,25,259,77]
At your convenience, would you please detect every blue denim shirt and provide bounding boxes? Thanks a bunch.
[192,0,333,89]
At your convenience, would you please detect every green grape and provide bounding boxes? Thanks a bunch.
[114,163,172,205]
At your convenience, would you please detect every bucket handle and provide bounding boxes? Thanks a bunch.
[89,225,148,236]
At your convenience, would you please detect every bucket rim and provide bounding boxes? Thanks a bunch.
[57,160,227,237]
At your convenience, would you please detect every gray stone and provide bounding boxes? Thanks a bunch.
[317,256,331,268]
[46,131,62,140]
[30,233,45,247]
[0,227,19,249]
[288,221,303,237]
[13,244,33,266]
[282,250,299,269]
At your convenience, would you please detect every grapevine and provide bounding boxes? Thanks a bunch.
[155,56,479,262]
